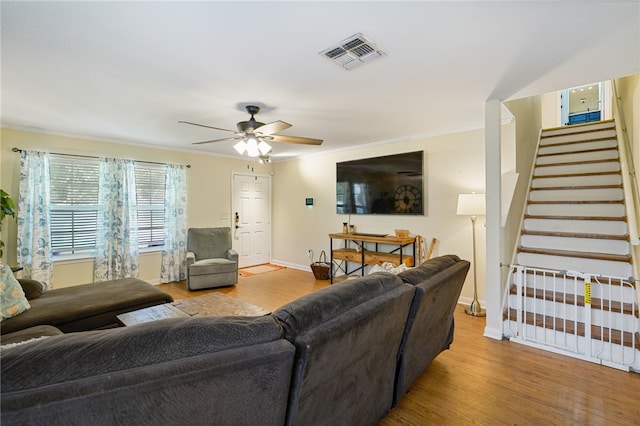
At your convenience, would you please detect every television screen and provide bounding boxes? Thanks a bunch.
[336,151,424,215]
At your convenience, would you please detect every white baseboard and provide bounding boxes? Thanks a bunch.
[483,327,503,340]
[457,296,487,309]
[269,259,312,273]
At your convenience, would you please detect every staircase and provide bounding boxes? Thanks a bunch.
[503,119,640,372]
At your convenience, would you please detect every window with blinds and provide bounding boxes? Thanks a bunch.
[135,166,166,248]
[48,156,167,256]
[49,157,100,255]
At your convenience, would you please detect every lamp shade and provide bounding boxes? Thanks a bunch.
[457,193,485,216]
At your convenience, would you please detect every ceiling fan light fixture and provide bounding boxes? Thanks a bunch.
[258,140,272,155]
[183,103,322,152]
[246,137,260,157]
[233,140,247,155]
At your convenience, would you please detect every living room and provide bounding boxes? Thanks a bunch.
[2,2,640,424]
[1,0,639,343]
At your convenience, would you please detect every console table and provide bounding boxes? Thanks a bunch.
[329,233,416,283]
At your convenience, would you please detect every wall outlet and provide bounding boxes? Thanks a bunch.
[307,249,313,259]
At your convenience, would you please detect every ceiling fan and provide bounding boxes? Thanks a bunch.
[179,105,323,157]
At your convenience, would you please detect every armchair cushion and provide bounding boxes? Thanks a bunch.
[188,227,233,260]
[189,258,237,276]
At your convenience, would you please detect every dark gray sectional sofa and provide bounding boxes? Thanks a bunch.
[0,255,469,426]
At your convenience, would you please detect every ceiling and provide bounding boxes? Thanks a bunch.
[2,1,639,161]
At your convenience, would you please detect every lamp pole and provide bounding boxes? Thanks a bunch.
[465,214,485,317]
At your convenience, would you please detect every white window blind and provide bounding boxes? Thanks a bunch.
[48,156,168,256]
[49,156,100,255]
[135,165,166,248]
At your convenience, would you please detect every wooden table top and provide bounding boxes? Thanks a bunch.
[117,292,270,326]
[329,232,416,245]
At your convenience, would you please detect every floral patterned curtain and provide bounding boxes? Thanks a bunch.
[93,158,139,281]
[17,150,53,289]
[160,164,188,282]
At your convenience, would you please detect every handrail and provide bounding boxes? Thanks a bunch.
[612,79,640,324]
[612,80,640,247]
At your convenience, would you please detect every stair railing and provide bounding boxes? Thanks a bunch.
[505,264,637,371]
[612,80,640,248]
[612,80,640,327]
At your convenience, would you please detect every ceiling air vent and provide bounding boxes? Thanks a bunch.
[320,33,386,71]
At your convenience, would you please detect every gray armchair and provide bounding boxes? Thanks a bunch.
[186,227,239,290]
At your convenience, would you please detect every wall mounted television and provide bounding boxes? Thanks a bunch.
[336,150,424,215]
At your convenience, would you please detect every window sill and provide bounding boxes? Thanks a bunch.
[52,247,164,264]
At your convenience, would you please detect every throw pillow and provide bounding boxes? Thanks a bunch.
[0,265,31,321]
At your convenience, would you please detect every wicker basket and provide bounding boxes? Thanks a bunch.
[395,229,409,238]
[310,250,331,280]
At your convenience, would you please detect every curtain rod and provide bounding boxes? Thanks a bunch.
[11,147,191,168]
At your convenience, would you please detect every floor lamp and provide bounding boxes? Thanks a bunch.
[457,193,486,317]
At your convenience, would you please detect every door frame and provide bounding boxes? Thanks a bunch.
[560,81,611,126]
[230,172,272,267]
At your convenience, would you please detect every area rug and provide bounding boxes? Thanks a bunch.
[239,264,286,277]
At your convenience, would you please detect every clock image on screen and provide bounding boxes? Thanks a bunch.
[394,185,421,213]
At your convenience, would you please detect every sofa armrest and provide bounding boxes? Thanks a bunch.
[17,279,44,300]
[227,249,239,265]
[186,251,196,267]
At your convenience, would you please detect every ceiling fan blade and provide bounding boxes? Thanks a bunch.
[178,121,238,134]
[254,120,292,136]
[268,134,323,145]
[192,136,243,145]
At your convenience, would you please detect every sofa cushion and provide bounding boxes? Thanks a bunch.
[0,265,30,321]
[397,254,461,286]
[274,272,404,339]
[1,315,283,391]
[17,279,44,300]
[393,255,470,403]
[273,273,416,426]
[190,258,236,275]
[0,278,174,334]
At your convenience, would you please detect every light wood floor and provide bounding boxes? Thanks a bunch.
[158,268,640,426]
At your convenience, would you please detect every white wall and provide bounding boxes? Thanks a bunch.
[541,91,561,129]
[500,95,542,303]
[271,128,487,304]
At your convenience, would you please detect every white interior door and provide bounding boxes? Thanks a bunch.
[232,173,271,268]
